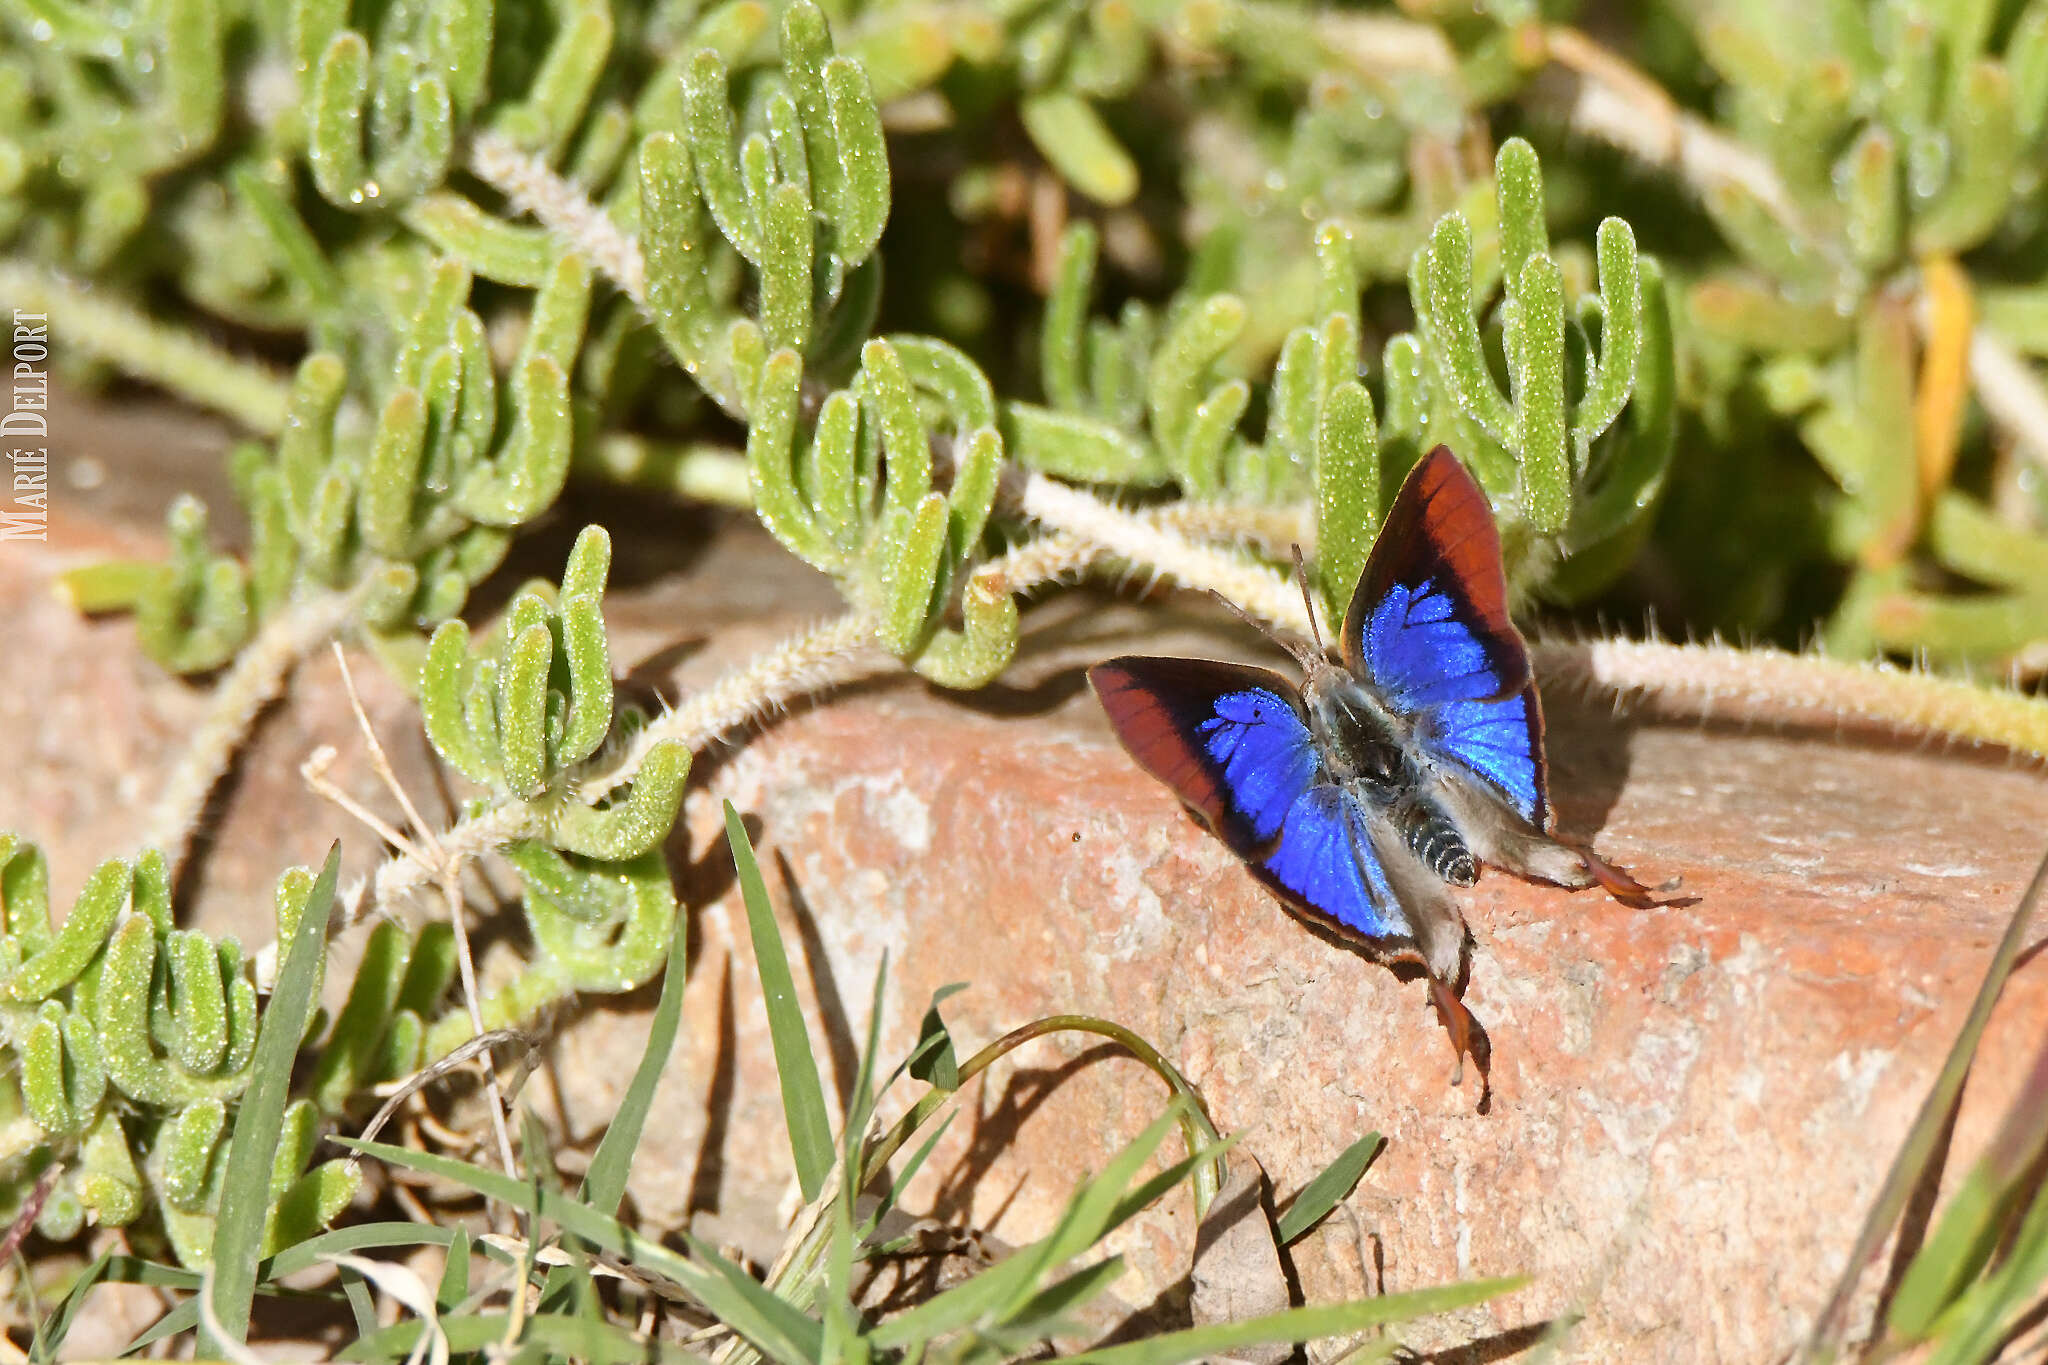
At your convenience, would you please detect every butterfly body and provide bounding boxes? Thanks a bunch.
[1296,662,1483,884]
[1090,446,1657,1076]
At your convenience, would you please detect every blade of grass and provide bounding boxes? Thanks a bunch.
[1036,1102,1226,1288]
[1921,1198,2048,1364]
[683,1227,826,1365]
[1003,1254,1130,1335]
[32,1247,111,1362]
[870,981,969,1117]
[821,1170,861,1364]
[1277,1133,1385,1244]
[539,907,690,1312]
[1105,1132,1241,1234]
[205,843,342,1352]
[436,1227,471,1312]
[845,951,891,1162]
[339,1139,645,1261]
[339,1136,823,1365]
[125,1264,341,1354]
[868,1100,1188,1348]
[515,1192,546,1323]
[859,1013,1227,1223]
[725,800,834,1202]
[580,906,690,1210]
[343,1309,699,1363]
[1888,1032,2048,1341]
[520,1106,560,1192]
[132,1291,348,1355]
[1803,843,2048,1361]
[126,1222,462,1351]
[267,1222,462,1276]
[1058,1276,1529,1365]
[338,1269,378,1338]
[861,1109,958,1241]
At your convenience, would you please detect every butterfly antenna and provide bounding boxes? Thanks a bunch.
[1206,590,1321,672]
[1290,545,1327,656]
[1208,589,1281,642]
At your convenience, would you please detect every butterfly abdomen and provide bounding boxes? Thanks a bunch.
[1398,800,1478,887]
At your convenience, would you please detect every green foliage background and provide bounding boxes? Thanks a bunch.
[2,0,2048,1357]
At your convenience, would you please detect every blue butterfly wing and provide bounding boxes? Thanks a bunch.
[1342,447,1549,829]
[1255,783,1414,945]
[1358,583,1545,827]
[1089,657,1316,853]
[1090,657,1417,952]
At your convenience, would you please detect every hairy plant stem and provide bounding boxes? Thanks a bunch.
[462,106,2048,755]
[366,611,887,922]
[584,611,883,800]
[143,587,364,883]
[462,133,762,428]
[1026,475,2048,758]
[468,132,646,302]
[1540,25,1813,243]
[351,801,540,935]
[1018,475,1312,627]
[0,263,292,434]
[1533,637,2048,760]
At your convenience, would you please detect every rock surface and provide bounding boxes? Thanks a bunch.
[6,391,2048,1362]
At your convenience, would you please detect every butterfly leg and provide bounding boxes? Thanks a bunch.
[1571,845,1666,906]
[1491,828,1673,908]
[1428,977,1473,1087]
[1444,800,1601,889]
[1431,777,1675,907]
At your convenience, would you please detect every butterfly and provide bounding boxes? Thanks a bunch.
[1089,445,1661,1082]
